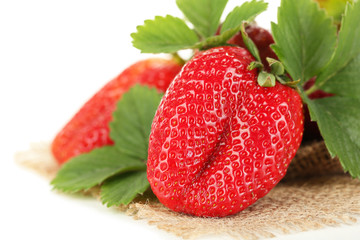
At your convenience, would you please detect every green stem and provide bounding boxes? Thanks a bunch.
[297,86,311,105]
[304,84,319,96]
[172,52,186,65]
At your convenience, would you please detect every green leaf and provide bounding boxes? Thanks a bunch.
[306,96,360,178]
[101,171,149,206]
[51,147,146,192]
[110,85,163,160]
[176,0,228,38]
[195,0,268,49]
[271,0,337,84]
[220,0,268,34]
[51,86,160,202]
[315,1,360,97]
[131,15,199,53]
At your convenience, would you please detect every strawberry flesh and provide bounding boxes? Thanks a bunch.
[147,47,304,217]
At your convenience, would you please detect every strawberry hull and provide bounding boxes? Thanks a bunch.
[147,47,304,217]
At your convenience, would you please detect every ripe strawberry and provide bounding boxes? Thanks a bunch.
[228,23,278,71]
[147,46,304,217]
[52,58,182,164]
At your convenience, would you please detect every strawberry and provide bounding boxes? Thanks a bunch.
[52,58,182,164]
[147,46,304,217]
[51,0,360,218]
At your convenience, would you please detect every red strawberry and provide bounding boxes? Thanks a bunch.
[147,46,304,217]
[52,58,182,164]
[228,23,278,71]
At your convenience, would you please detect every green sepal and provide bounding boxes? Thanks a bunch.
[248,61,264,71]
[267,57,285,75]
[257,72,276,87]
[240,22,261,62]
[276,75,300,86]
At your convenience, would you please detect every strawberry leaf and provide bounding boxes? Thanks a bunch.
[196,0,268,49]
[132,0,267,52]
[220,0,268,34]
[51,147,146,192]
[101,171,149,206]
[176,0,228,38]
[306,97,360,178]
[52,85,162,204]
[304,1,360,179]
[110,85,163,160]
[315,1,360,97]
[131,15,199,53]
[271,0,337,84]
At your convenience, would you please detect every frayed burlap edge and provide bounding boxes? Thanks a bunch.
[15,141,360,240]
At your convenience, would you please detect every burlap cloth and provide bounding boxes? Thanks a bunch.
[15,141,360,240]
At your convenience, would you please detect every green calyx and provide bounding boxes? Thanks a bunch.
[239,22,299,88]
[249,57,299,88]
[257,72,276,87]
[267,58,284,75]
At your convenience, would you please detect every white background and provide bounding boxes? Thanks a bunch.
[1,0,359,239]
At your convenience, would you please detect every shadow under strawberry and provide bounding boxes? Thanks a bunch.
[302,77,334,142]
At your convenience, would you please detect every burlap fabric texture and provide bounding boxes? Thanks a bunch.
[15,141,360,240]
